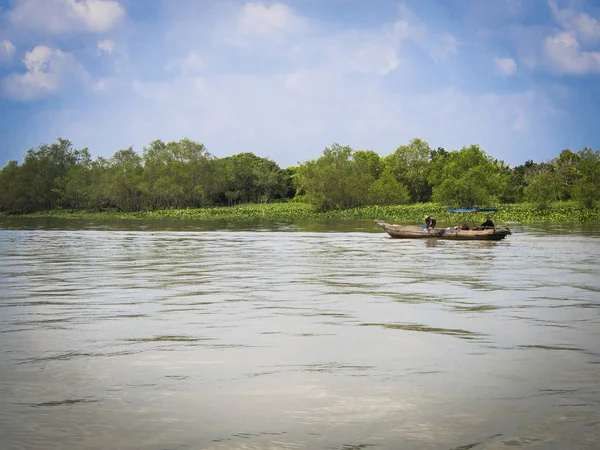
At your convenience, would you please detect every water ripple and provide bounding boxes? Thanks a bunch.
[0,221,599,450]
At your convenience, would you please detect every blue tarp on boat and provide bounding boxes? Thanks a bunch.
[447,208,498,213]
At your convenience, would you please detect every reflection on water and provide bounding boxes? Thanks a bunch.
[0,219,599,450]
[0,216,383,233]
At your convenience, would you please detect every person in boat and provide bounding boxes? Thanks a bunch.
[425,216,437,229]
[481,217,495,228]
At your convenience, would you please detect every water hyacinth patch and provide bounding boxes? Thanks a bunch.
[13,201,600,223]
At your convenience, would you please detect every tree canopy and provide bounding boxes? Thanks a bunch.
[1,137,598,214]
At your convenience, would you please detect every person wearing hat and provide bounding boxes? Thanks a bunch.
[424,215,436,229]
[481,216,494,228]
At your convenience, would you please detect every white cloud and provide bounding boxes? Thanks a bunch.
[501,1,600,75]
[132,80,177,105]
[574,13,600,42]
[317,31,400,76]
[221,2,307,46]
[2,45,85,100]
[96,40,131,77]
[393,19,427,43]
[194,78,205,91]
[549,0,600,42]
[540,0,600,74]
[164,51,204,77]
[545,31,600,74]
[349,43,399,75]
[392,6,457,63]
[7,0,125,34]
[429,34,461,62]
[236,2,305,37]
[92,76,124,92]
[0,41,16,63]
[282,3,433,77]
[494,57,518,76]
[93,79,109,91]
[512,106,528,132]
[58,63,555,168]
[180,51,204,74]
[97,40,116,55]
[393,2,427,43]
[9,0,563,168]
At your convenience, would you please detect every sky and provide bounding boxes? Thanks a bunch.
[0,0,600,169]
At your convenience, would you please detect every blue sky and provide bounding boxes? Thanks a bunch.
[0,0,599,169]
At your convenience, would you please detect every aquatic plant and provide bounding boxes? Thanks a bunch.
[12,201,599,223]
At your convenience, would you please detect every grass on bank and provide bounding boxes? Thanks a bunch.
[9,201,600,223]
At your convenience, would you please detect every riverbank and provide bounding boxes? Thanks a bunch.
[5,201,600,223]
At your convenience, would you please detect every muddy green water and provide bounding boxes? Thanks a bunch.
[0,218,599,449]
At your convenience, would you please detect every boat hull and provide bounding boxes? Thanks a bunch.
[374,221,511,241]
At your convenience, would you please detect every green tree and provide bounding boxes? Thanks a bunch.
[553,149,581,200]
[107,148,144,210]
[429,144,508,207]
[368,168,409,205]
[141,139,180,208]
[54,148,93,209]
[215,152,284,205]
[280,166,298,199]
[140,138,216,208]
[18,138,82,211]
[384,138,432,203]
[166,138,216,206]
[523,170,564,207]
[504,160,537,203]
[353,150,383,179]
[2,135,598,214]
[571,148,600,208]
[296,143,367,210]
[86,157,111,210]
[0,160,28,212]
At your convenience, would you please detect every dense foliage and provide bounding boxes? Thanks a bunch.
[0,138,293,213]
[1,137,599,214]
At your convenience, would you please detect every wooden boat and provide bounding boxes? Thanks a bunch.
[375,221,511,240]
[375,208,512,241]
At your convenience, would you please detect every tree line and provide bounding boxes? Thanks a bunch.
[0,137,599,214]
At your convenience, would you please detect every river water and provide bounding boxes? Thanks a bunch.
[0,218,599,450]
